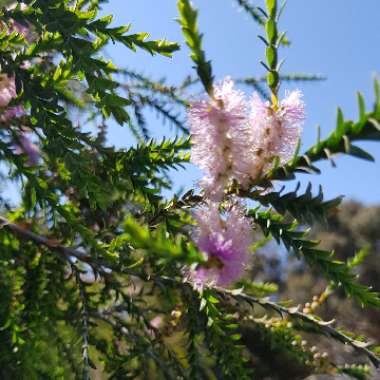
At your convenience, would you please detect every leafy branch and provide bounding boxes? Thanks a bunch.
[236,76,271,99]
[119,216,202,265]
[198,288,253,379]
[249,209,380,310]
[73,268,92,380]
[241,73,326,84]
[233,0,265,25]
[246,183,342,224]
[177,0,214,96]
[237,73,325,100]
[216,287,380,368]
[3,211,379,373]
[0,215,93,265]
[233,0,291,46]
[261,0,282,100]
[272,73,326,82]
[132,93,188,133]
[122,68,188,106]
[122,137,191,172]
[264,87,380,182]
[93,312,186,379]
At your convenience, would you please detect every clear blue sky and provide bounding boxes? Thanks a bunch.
[100,0,380,204]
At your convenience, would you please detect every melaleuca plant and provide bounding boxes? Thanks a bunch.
[0,0,379,379]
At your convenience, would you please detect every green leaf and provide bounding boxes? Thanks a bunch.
[267,71,279,88]
[234,0,265,26]
[347,246,370,269]
[265,19,277,44]
[374,76,380,103]
[357,91,366,123]
[266,0,277,17]
[266,46,277,68]
[348,145,374,161]
[336,107,345,138]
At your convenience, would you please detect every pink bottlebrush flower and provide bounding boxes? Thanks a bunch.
[10,20,29,36]
[191,203,253,287]
[1,3,32,42]
[0,75,25,122]
[188,78,253,200]
[3,3,29,35]
[277,90,305,161]
[0,105,24,122]
[0,4,29,123]
[149,316,163,329]
[14,133,40,165]
[249,90,305,173]
[0,74,17,107]
[189,78,305,199]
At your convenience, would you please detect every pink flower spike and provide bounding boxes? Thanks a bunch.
[11,20,29,36]
[188,77,252,200]
[277,90,305,163]
[0,105,24,122]
[279,90,305,127]
[188,81,306,195]
[191,203,253,287]
[0,75,17,107]
[149,316,163,329]
[249,89,305,171]
[3,3,29,36]
[0,75,25,122]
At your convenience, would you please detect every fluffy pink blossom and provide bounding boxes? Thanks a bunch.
[2,3,29,36]
[190,203,253,287]
[188,79,305,199]
[149,316,163,329]
[10,20,29,36]
[188,78,253,200]
[0,74,24,122]
[14,133,40,165]
[0,74,17,107]
[0,105,24,122]
[249,90,305,174]
[0,5,29,124]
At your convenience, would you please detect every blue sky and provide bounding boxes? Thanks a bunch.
[100,0,380,204]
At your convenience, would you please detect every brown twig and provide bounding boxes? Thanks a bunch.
[0,215,93,264]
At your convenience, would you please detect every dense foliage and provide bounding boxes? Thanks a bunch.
[0,0,379,379]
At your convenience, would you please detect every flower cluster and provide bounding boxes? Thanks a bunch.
[0,3,31,43]
[0,5,40,166]
[189,78,305,200]
[0,74,39,165]
[189,79,252,200]
[0,2,30,122]
[0,74,24,122]
[250,90,305,169]
[190,203,253,287]
[188,78,305,287]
